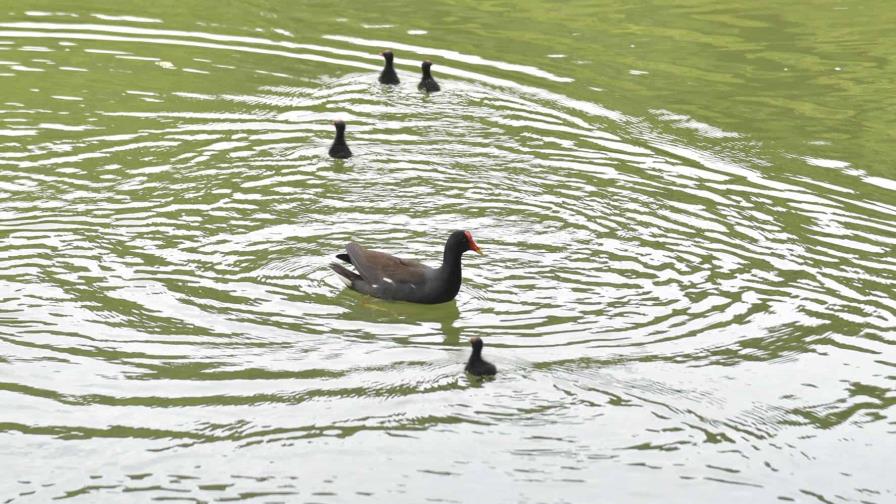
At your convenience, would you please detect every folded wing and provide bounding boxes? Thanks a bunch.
[346,242,428,285]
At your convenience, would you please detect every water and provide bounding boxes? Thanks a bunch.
[2,1,894,502]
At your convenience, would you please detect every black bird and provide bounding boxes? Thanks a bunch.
[418,60,440,93]
[465,336,497,376]
[379,50,400,85]
[330,230,482,304]
[328,120,351,159]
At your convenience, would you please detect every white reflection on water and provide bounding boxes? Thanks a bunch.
[0,15,893,504]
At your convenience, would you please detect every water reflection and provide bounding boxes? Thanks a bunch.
[0,5,893,504]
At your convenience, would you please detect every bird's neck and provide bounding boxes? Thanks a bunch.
[439,245,463,284]
[334,129,346,144]
[422,68,433,79]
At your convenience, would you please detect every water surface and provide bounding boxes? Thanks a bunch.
[1,1,894,502]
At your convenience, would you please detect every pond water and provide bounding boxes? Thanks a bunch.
[1,1,894,502]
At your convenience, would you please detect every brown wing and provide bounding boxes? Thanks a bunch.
[346,242,429,285]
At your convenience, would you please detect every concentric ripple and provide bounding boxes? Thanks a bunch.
[1,7,894,504]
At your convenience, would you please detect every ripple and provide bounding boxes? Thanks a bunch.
[0,12,894,504]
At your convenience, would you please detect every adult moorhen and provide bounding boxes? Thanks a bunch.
[465,336,497,376]
[379,50,400,85]
[418,61,440,93]
[330,230,482,304]
[328,120,351,159]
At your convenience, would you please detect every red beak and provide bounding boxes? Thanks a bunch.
[465,231,483,255]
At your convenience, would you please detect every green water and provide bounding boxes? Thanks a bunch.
[1,1,894,502]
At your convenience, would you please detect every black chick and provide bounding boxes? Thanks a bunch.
[328,120,352,159]
[418,60,440,93]
[379,50,400,84]
[465,336,496,376]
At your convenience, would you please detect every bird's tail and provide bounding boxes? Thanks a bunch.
[329,262,360,287]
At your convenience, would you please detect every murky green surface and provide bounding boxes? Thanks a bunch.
[1,1,894,502]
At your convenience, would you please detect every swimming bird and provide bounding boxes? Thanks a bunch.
[330,230,482,304]
[379,50,400,84]
[465,336,497,376]
[418,61,440,92]
[328,120,351,159]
